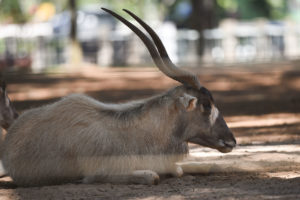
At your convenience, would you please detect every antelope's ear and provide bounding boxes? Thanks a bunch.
[0,80,6,94]
[0,81,10,107]
[179,94,198,112]
[0,81,6,97]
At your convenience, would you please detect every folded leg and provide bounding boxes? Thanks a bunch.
[83,170,160,185]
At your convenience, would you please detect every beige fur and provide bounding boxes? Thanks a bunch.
[2,87,192,186]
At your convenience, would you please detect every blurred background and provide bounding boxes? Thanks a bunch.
[0,0,300,144]
[0,0,300,71]
[0,1,300,197]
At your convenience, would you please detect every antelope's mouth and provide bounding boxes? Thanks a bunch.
[215,139,236,153]
[217,146,233,153]
[188,137,236,153]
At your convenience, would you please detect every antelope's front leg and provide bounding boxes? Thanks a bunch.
[83,170,160,185]
[130,170,160,185]
[167,164,184,178]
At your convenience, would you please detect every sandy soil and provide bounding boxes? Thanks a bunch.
[0,62,300,200]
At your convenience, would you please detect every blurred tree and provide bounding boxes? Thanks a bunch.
[267,0,288,19]
[188,0,216,56]
[237,0,272,19]
[215,0,288,20]
[68,0,82,65]
[165,0,217,57]
[100,0,147,17]
[0,0,27,23]
[70,0,77,41]
[164,0,289,57]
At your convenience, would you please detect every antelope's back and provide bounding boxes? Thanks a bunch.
[2,94,105,169]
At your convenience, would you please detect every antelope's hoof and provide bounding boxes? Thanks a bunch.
[173,166,184,177]
[132,170,160,185]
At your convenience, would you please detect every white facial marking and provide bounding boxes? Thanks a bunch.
[209,106,219,126]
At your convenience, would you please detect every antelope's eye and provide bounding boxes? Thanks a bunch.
[201,101,211,114]
[203,102,211,111]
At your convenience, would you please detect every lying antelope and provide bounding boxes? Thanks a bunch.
[0,81,18,131]
[0,81,18,162]
[1,8,236,187]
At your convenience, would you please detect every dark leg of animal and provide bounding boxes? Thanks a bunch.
[0,81,19,178]
[0,81,19,130]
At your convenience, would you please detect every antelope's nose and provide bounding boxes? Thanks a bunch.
[224,138,236,148]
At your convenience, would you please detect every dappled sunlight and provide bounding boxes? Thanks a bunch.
[225,113,300,145]
[0,190,18,200]
[266,171,300,179]
[201,70,283,92]
[181,144,300,175]
[10,88,71,101]
[286,78,300,90]
[227,113,300,128]
[8,67,175,102]
[5,67,300,147]
[237,134,300,145]
[1,65,300,199]
[0,0,299,197]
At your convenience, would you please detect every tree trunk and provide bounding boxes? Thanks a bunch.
[68,0,82,66]
[70,0,77,41]
[188,0,216,57]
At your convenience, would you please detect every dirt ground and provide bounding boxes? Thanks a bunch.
[0,61,300,200]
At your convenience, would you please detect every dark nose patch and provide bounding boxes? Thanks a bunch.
[224,138,236,148]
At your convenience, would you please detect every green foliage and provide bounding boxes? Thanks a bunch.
[238,0,271,19]
[78,0,148,17]
[217,0,238,12]
[0,0,290,24]
[0,0,27,23]
[266,0,288,19]
[216,0,288,20]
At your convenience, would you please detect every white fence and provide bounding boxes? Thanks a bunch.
[203,20,300,64]
[0,19,300,71]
